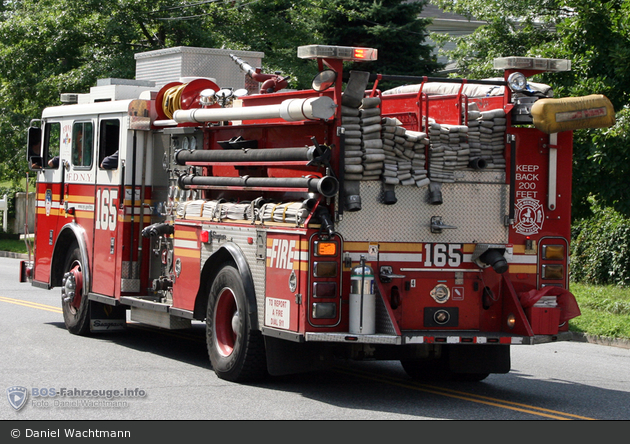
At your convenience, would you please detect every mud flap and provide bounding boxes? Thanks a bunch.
[19,260,30,283]
[89,302,127,333]
[502,274,535,336]
[448,345,511,374]
[264,336,332,376]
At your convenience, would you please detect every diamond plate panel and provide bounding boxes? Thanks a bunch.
[121,261,140,292]
[337,181,509,244]
[134,47,264,91]
[375,293,397,335]
[200,225,266,328]
[121,261,139,279]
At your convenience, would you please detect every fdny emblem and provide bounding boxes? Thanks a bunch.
[45,189,52,216]
[514,197,544,235]
[7,386,28,411]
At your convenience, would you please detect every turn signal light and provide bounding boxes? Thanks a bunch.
[542,245,565,260]
[315,241,337,256]
[542,264,564,279]
[507,313,516,329]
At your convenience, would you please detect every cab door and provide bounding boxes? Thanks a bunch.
[32,120,63,285]
[91,117,122,297]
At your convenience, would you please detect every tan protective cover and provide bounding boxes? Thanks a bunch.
[530,94,615,134]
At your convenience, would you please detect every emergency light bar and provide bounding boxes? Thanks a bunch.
[297,45,378,62]
[494,56,571,72]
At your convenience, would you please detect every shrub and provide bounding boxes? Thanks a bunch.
[571,197,630,286]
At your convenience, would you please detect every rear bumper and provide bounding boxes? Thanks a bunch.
[302,330,574,345]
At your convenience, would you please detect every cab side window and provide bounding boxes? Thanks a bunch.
[43,122,61,169]
[98,119,120,170]
[72,121,93,168]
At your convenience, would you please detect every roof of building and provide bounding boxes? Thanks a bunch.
[420,1,486,30]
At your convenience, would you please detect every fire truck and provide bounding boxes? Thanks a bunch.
[20,45,615,382]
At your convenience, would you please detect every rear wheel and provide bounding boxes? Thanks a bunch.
[61,245,91,335]
[206,265,267,382]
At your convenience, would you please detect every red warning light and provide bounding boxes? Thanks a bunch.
[200,230,210,243]
[354,49,365,59]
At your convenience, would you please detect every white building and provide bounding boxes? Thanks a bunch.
[421,2,486,72]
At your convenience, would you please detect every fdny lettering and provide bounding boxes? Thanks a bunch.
[66,172,94,182]
[269,239,297,269]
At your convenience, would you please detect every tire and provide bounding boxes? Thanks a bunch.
[206,265,267,382]
[61,245,91,335]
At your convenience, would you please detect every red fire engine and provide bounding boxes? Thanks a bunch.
[21,45,615,382]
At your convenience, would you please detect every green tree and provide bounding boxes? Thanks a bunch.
[0,0,439,186]
[206,0,323,90]
[0,0,221,185]
[433,0,630,219]
[315,0,441,87]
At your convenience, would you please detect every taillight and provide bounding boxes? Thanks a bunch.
[313,261,337,278]
[313,282,337,298]
[309,235,341,326]
[314,240,337,256]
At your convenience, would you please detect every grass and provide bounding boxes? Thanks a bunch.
[0,238,30,254]
[569,282,630,340]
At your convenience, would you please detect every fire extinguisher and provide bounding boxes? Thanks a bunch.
[349,255,376,334]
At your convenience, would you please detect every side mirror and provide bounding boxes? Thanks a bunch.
[27,126,42,170]
[312,70,337,92]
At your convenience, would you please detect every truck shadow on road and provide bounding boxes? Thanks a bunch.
[45,320,629,420]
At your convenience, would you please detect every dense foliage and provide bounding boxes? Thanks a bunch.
[571,198,630,287]
[434,0,630,219]
[315,0,440,89]
[0,0,437,186]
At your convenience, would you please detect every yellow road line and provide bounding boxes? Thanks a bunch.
[335,367,596,420]
[0,294,597,419]
[0,296,63,314]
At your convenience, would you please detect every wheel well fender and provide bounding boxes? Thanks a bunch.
[193,242,259,330]
[50,223,90,290]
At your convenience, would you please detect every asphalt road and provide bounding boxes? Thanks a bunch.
[1,256,629,425]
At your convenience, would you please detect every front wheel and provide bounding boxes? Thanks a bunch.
[206,265,267,382]
[61,245,91,335]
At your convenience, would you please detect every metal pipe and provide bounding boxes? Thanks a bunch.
[508,135,516,225]
[172,96,336,124]
[230,54,257,78]
[178,175,339,198]
[174,146,320,165]
[367,73,507,87]
[129,130,137,281]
